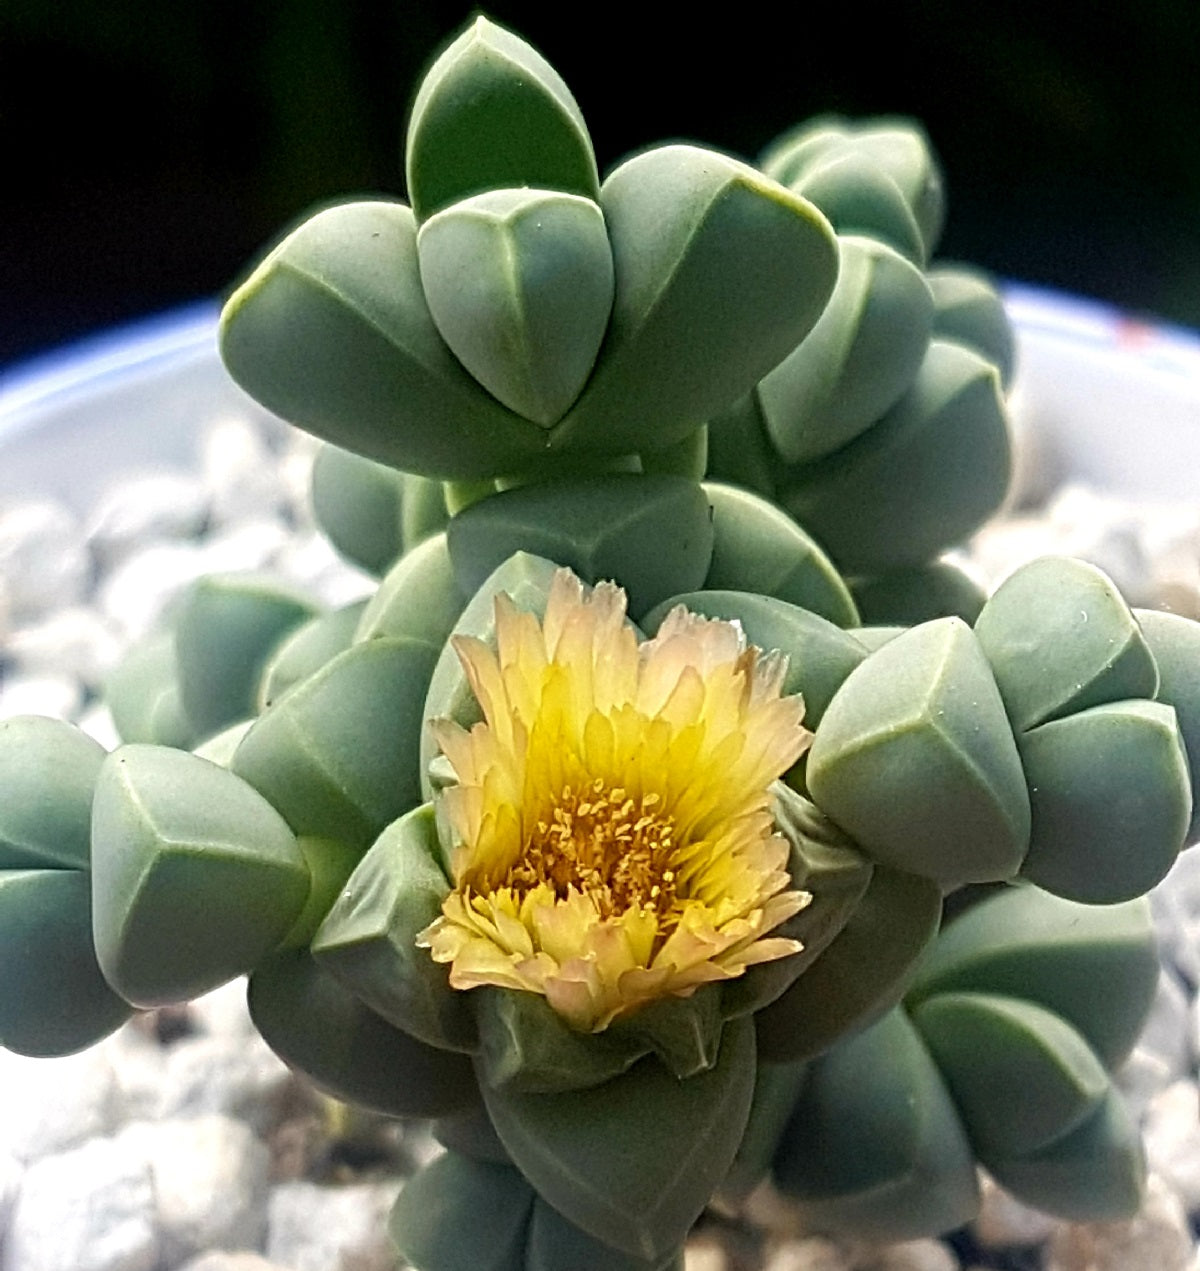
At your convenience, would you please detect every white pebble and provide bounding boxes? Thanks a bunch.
[203,416,286,524]
[266,1178,402,1271]
[972,1171,1059,1248]
[3,1134,159,1271]
[1044,1173,1192,1271]
[4,606,123,688]
[193,518,293,576]
[0,1044,126,1164]
[76,700,120,750]
[188,977,259,1040]
[176,1255,292,1271]
[850,1238,959,1271]
[0,1151,21,1239]
[86,472,210,567]
[1143,1081,1200,1213]
[685,1239,730,1271]
[0,500,89,620]
[124,1116,270,1266]
[98,540,211,639]
[156,1032,295,1135]
[765,1235,852,1271]
[272,528,377,607]
[0,672,83,722]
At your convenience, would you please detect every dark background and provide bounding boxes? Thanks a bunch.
[4,0,1200,369]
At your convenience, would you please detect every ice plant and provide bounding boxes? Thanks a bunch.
[419,569,813,1032]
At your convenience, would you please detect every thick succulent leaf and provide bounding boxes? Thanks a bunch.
[405,16,599,223]
[700,483,858,626]
[233,636,439,848]
[780,340,1011,573]
[548,145,838,457]
[353,532,466,648]
[420,552,560,802]
[906,885,1159,1070]
[191,719,253,768]
[220,200,547,479]
[248,948,478,1117]
[401,473,452,549]
[928,264,1015,389]
[911,991,1108,1157]
[851,625,907,653]
[1135,607,1200,842]
[974,556,1158,733]
[105,629,195,748]
[418,189,613,425]
[0,870,132,1055]
[471,986,644,1094]
[638,425,709,481]
[482,1015,755,1262]
[641,591,866,730]
[389,1152,534,1271]
[850,559,986,626]
[434,1102,513,1164]
[984,1089,1145,1223]
[312,804,476,1052]
[758,235,933,463]
[446,475,713,620]
[310,443,407,575]
[720,1056,810,1202]
[1018,699,1190,903]
[807,618,1031,886]
[277,835,362,950]
[91,744,309,1006]
[173,573,318,740]
[723,785,873,1019]
[705,392,778,499]
[0,715,105,869]
[257,600,368,711]
[771,1007,979,1239]
[605,985,726,1080]
[755,863,940,1062]
[526,1198,683,1271]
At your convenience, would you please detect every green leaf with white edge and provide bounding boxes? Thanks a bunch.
[911,991,1109,1158]
[389,1152,534,1271]
[720,1056,810,1202]
[420,552,560,803]
[928,264,1015,389]
[779,339,1012,573]
[220,200,547,479]
[249,948,478,1118]
[353,532,466,649]
[445,475,713,621]
[105,629,195,748]
[173,573,318,741]
[526,1198,684,1271]
[0,870,133,1055]
[482,1015,756,1262]
[700,482,859,627]
[850,559,987,626]
[257,600,368,712]
[312,804,476,1053]
[755,862,940,1062]
[91,744,309,1007]
[0,715,105,869]
[705,392,779,500]
[418,189,613,426]
[723,784,873,1020]
[642,590,866,731]
[1018,699,1190,903]
[405,16,599,224]
[310,443,406,576]
[548,145,838,458]
[757,235,934,464]
[807,618,1031,887]
[974,556,1158,733]
[472,986,644,1094]
[771,1006,978,1240]
[984,1088,1145,1223]
[1137,607,1200,841]
[906,885,1159,1070]
[233,636,439,849]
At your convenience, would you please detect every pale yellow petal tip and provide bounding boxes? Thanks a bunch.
[425,568,813,1033]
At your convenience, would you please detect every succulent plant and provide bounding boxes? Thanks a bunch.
[2,14,1197,1271]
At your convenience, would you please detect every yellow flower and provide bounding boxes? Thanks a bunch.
[418,569,814,1033]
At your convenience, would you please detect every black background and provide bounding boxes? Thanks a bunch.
[4,0,1200,368]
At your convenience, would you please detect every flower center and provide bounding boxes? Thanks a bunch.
[503,776,679,920]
